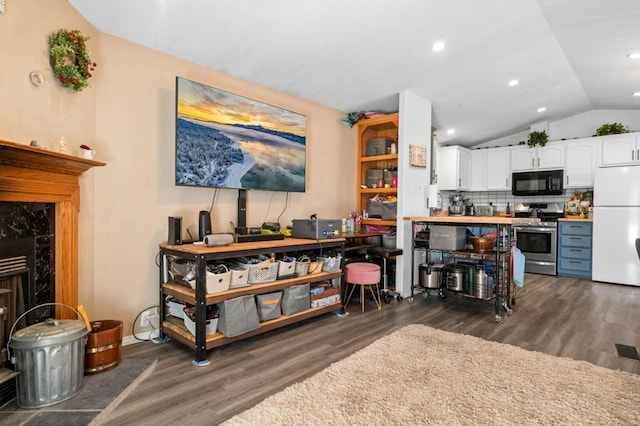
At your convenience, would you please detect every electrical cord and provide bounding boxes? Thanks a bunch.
[263,192,277,223]
[277,192,289,225]
[132,305,167,343]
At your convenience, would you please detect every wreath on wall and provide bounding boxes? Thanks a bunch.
[48,29,97,92]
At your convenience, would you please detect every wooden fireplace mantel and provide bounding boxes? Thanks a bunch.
[0,139,106,318]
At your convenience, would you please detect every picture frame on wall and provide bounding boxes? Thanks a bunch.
[409,144,427,168]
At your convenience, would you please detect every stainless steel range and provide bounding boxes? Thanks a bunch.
[513,203,564,276]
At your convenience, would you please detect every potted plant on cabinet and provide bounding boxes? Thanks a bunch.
[595,122,628,136]
[527,130,548,148]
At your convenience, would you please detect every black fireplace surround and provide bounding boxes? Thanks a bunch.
[0,202,55,324]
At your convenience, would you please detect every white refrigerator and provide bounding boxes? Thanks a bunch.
[592,165,640,286]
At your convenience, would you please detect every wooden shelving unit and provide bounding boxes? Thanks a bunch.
[159,238,345,364]
[356,113,399,227]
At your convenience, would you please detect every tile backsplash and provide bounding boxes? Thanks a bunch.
[440,188,591,212]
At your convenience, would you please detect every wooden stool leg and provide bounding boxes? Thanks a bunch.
[360,284,365,313]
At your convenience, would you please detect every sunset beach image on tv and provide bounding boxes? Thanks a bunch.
[175,77,307,192]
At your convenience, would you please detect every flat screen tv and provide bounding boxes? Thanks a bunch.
[175,76,307,192]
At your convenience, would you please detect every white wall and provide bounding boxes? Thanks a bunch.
[475,110,640,148]
[2,0,355,338]
[397,90,432,296]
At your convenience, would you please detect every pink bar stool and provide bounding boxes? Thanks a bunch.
[344,262,381,313]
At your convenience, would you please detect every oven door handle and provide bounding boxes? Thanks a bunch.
[516,227,555,232]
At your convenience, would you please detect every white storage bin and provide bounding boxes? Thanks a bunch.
[239,262,279,284]
[277,259,296,278]
[188,269,231,294]
[230,267,249,288]
[183,312,218,336]
[318,255,341,272]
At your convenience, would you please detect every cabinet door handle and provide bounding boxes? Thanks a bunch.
[537,157,540,167]
[532,158,535,168]
[633,150,635,161]
[566,175,569,185]
[458,178,461,187]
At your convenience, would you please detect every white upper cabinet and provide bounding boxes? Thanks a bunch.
[470,149,487,191]
[486,147,511,190]
[438,145,471,190]
[600,133,640,166]
[565,137,599,188]
[511,141,565,171]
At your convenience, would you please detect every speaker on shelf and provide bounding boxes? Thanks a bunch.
[168,216,182,245]
[198,210,212,241]
[203,233,234,247]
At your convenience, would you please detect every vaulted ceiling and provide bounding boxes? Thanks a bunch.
[69,0,640,146]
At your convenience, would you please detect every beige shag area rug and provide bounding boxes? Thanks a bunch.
[224,324,640,425]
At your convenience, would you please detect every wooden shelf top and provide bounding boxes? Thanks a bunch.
[160,237,345,254]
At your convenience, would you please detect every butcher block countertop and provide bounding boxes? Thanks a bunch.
[404,216,539,225]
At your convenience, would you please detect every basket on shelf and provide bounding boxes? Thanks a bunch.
[187,264,231,294]
[238,262,279,284]
[294,255,311,276]
[277,256,297,278]
[318,255,342,272]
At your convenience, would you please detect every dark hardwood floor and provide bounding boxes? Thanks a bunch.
[102,274,640,425]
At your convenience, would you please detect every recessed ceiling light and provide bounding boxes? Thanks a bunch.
[627,53,640,59]
[447,129,455,135]
[508,80,519,87]
[432,41,445,52]
[537,107,546,113]
[633,92,640,97]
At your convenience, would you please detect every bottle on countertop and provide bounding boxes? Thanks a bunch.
[506,202,511,216]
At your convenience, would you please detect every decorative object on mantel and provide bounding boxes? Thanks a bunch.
[80,144,95,159]
[595,122,628,136]
[48,29,97,92]
[58,136,66,153]
[526,130,548,148]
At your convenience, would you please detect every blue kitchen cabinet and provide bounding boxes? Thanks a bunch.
[557,221,592,279]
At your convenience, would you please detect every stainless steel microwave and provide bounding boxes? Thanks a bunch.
[512,170,564,196]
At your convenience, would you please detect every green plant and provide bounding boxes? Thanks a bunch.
[48,29,97,92]
[595,122,628,136]
[527,130,548,148]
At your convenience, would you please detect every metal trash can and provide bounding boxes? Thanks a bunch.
[8,304,88,408]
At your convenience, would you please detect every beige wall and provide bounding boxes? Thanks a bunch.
[1,0,356,337]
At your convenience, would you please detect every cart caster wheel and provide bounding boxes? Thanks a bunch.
[407,297,414,304]
[511,298,516,305]
[383,295,390,304]
[439,289,446,299]
[506,307,513,316]
[397,295,403,302]
[495,315,503,323]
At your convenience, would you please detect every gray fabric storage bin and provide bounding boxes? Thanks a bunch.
[217,295,260,337]
[282,283,310,316]
[255,291,282,321]
[367,200,397,220]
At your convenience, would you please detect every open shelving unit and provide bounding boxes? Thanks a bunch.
[357,113,399,227]
[159,238,345,364]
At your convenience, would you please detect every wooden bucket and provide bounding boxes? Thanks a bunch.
[84,320,123,374]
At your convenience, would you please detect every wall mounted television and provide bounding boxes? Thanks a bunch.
[175,76,307,192]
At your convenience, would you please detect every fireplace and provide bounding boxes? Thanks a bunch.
[0,139,104,319]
